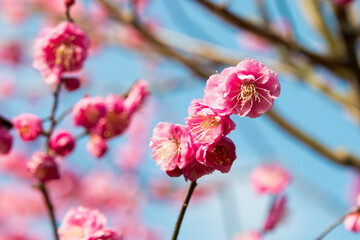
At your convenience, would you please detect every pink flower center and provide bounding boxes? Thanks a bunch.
[153,138,180,165]
[55,43,75,70]
[231,74,271,110]
[189,115,220,142]
[85,108,100,124]
[211,145,231,165]
[60,226,84,239]
[20,125,29,135]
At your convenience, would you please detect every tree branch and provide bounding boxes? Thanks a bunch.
[266,109,360,170]
[194,0,347,75]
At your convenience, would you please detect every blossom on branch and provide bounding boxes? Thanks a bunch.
[150,122,194,172]
[13,113,43,141]
[196,136,236,173]
[27,152,59,183]
[204,58,280,118]
[251,163,291,195]
[344,210,360,233]
[58,206,122,240]
[185,99,235,144]
[33,21,89,85]
[49,130,76,156]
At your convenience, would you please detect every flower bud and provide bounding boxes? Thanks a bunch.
[344,211,360,233]
[63,77,80,92]
[87,135,108,158]
[27,152,60,183]
[65,0,75,7]
[0,127,12,155]
[49,130,75,156]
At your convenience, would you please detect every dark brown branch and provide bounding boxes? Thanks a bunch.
[171,181,197,240]
[266,109,360,170]
[315,207,360,240]
[195,0,346,72]
[0,115,13,130]
[98,0,212,79]
[38,183,60,240]
[333,4,360,102]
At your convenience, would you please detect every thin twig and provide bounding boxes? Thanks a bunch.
[39,81,62,240]
[38,183,60,240]
[45,81,63,152]
[333,4,360,105]
[98,0,212,79]
[171,181,197,240]
[55,106,73,125]
[315,207,360,240]
[75,130,88,141]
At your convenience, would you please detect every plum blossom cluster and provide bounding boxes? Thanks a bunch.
[150,58,280,181]
[73,80,150,158]
[58,206,123,240]
[232,163,291,239]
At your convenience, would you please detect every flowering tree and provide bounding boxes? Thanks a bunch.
[0,0,360,240]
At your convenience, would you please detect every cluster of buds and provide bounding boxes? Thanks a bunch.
[73,80,150,158]
[150,58,281,182]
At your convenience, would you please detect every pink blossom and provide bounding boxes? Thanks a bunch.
[63,76,81,91]
[73,96,107,129]
[49,130,75,156]
[94,94,130,139]
[58,206,106,240]
[185,99,235,144]
[0,0,28,24]
[13,113,42,141]
[203,69,234,116]
[263,195,287,232]
[124,79,150,115]
[0,41,23,66]
[133,0,149,14]
[87,135,108,158]
[0,151,30,178]
[237,32,271,52]
[0,185,45,219]
[0,77,15,99]
[150,122,194,172]
[27,152,59,183]
[118,25,145,48]
[205,58,280,118]
[232,231,262,240]
[0,127,12,155]
[344,211,360,232]
[116,141,145,171]
[79,171,141,211]
[334,0,354,6]
[88,229,123,240]
[251,163,291,194]
[49,170,81,200]
[182,159,215,182]
[196,136,237,173]
[33,21,89,85]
